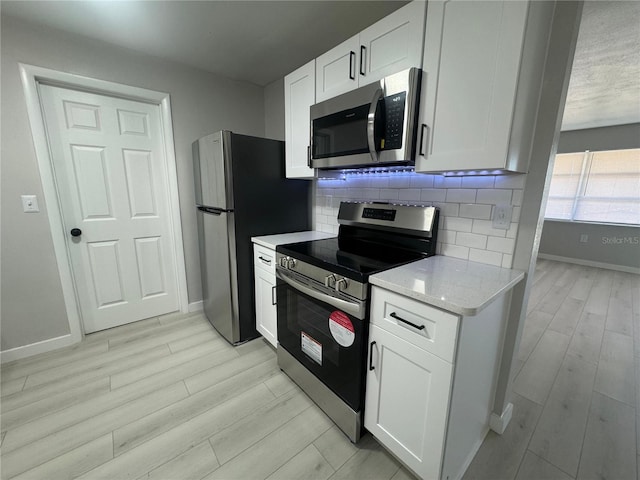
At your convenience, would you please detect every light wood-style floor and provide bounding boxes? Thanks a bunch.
[1,259,638,480]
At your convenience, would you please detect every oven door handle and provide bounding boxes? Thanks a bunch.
[276,270,364,319]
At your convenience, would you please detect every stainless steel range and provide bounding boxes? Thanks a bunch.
[275,202,439,442]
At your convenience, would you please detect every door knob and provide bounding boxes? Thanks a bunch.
[70,228,82,237]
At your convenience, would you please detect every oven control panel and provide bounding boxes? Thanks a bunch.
[362,207,397,221]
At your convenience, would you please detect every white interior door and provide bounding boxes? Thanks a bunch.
[39,84,180,333]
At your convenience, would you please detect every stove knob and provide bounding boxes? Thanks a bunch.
[335,277,348,292]
[324,274,337,288]
[287,258,297,269]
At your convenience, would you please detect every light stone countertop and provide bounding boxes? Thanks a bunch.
[370,256,525,316]
[251,231,336,250]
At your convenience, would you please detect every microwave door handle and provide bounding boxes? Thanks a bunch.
[367,88,384,163]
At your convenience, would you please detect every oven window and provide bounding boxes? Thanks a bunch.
[276,280,367,411]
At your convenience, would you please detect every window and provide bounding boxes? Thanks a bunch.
[545,148,640,225]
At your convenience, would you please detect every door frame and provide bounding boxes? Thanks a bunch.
[19,63,189,344]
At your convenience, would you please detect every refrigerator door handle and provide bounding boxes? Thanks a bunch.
[197,205,234,215]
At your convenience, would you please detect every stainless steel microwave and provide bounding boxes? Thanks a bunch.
[310,68,422,170]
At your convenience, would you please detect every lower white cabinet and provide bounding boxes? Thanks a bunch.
[253,244,277,347]
[366,285,511,480]
[365,323,453,480]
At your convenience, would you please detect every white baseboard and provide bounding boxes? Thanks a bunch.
[537,253,640,274]
[0,334,76,364]
[490,402,513,435]
[188,300,204,313]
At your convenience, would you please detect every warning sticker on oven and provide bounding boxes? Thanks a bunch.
[329,311,355,347]
[301,331,322,365]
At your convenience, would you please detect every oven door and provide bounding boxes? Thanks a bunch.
[276,269,368,411]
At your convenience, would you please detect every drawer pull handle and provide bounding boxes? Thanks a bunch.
[258,256,272,265]
[390,312,425,331]
[369,341,376,371]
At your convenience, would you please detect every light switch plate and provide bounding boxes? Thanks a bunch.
[21,195,40,213]
[492,204,512,230]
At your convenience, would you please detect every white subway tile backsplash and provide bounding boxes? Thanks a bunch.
[472,219,507,237]
[512,206,521,222]
[434,176,462,189]
[435,202,460,217]
[410,174,435,188]
[379,189,400,200]
[444,217,473,232]
[461,175,496,189]
[441,243,470,260]
[487,236,515,254]
[446,188,477,203]
[399,188,421,202]
[469,248,503,267]
[313,171,524,265]
[494,174,526,189]
[512,189,524,206]
[456,232,488,249]
[421,188,447,202]
[459,203,492,220]
[439,229,457,244]
[388,175,412,188]
[476,189,513,205]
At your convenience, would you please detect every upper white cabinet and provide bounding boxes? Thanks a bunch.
[416,0,551,173]
[284,60,315,179]
[315,1,426,102]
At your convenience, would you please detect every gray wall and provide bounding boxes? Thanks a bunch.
[1,16,265,351]
[540,221,639,269]
[264,78,285,141]
[539,122,640,268]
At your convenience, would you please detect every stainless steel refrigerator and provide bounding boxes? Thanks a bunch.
[193,131,310,345]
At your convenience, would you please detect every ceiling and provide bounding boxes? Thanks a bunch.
[2,0,639,131]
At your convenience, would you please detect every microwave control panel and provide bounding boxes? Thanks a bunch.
[381,92,406,150]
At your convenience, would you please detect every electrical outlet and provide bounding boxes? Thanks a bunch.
[21,194,39,213]
[580,234,588,243]
[492,204,512,230]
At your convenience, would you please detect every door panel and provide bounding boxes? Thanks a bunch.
[40,84,180,333]
[123,149,157,217]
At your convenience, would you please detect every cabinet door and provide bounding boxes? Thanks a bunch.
[254,265,277,348]
[365,324,453,480]
[315,35,360,102]
[415,0,529,173]
[284,60,315,179]
[359,1,426,87]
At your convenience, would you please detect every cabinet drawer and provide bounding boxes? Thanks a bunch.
[371,286,459,363]
[253,244,276,276]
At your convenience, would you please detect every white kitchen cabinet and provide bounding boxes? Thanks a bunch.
[416,0,552,173]
[284,60,315,179]
[365,323,453,480]
[253,243,277,347]
[366,285,511,480]
[315,1,426,102]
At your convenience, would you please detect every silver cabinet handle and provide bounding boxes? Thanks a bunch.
[271,285,276,305]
